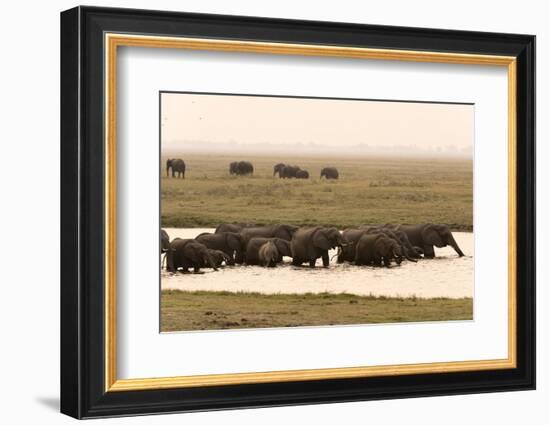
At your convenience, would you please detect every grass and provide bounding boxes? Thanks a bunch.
[161,290,473,331]
[161,154,473,230]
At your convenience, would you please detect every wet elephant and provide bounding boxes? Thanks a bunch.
[355,233,403,267]
[238,224,299,263]
[291,226,346,268]
[397,223,465,258]
[230,161,254,175]
[273,163,286,177]
[195,232,243,265]
[167,238,217,273]
[244,237,292,265]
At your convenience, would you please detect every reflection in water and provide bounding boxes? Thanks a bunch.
[162,228,473,298]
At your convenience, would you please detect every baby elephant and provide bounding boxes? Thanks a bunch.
[355,233,403,267]
[206,249,232,268]
[258,241,279,267]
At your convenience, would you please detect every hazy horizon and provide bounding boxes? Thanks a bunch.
[161,93,474,158]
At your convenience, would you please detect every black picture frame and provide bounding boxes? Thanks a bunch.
[60,5,535,419]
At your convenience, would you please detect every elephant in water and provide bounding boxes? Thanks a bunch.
[194,232,243,265]
[320,167,339,179]
[244,237,292,265]
[296,169,309,179]
[166,158,186,178]
[397,223,465,258]
[160,229,170,254]
[205,249,232,268]
[258,241,279,267]
[215,223,255,234]
[238,224,299,263]
[355,233,403,267]
[167,238,217,273]
[291,226,346,268]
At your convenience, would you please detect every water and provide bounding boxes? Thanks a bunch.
[161,228,473,298]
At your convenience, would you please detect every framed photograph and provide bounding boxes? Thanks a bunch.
[60,6,535,419]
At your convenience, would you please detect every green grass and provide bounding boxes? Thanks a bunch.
[161,154,473,230]
[161,290,473,331]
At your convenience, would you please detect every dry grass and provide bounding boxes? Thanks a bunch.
[161,154,472,230]
[161,290,473,332]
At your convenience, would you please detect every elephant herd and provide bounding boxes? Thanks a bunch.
[273,163,339,179]
[165,158,339,180]
[161,223,465,273]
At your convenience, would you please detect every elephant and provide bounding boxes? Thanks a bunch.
[206,249,232,268]
[167,238,217,273]
[160,229,170,254]
[379,224,423,258]
[280,165,301,179]
[258,241,279,267]
[355,233,403,267]
[320,167,339,179]
[166,158,186,178]
[237,224,299,263]
[397,223,465,258]
[360,226,420,261]
[230,161,254,176]
[291,226,346,268]
[244,237,292,265]
[273,163,286,177]
[215,223,257,234]
[194,232,243,265]
[296,169,309,179]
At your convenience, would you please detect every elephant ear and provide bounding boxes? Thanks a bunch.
[422,225,444,246]
[313,228,332,251]
[274,239,291,256]
[226,233,240,250]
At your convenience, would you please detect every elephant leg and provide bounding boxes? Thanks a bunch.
[309,259,316,268]
[234,252,244,264]
[423,244,435,258]
[321,251,330,267]
[292,258,302,266]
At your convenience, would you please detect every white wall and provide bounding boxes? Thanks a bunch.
[0,1,545,424]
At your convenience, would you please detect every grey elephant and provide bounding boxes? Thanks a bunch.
[206,249,232,268]
[280,165,301,178]
[166,158,186,178]
[160,229,170,254]
[167,238,217,273]
[258,241,279,267]
[320,167,339,179]
[215,223,255,234]
[296,169,309,179]
[291,226,346,267]
[238,224,299,263]
[355,233,403,267]
[273,163,287,177]
[230,161,254,175]
[397,223,465,258]
[379,224,423,258]
[359,226,420,261]
[195,232,243,265]
[244,237,292,265]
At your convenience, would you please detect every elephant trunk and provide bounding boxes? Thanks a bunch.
[448,234,465,257]
[404,252,418,263]
[204,252,218,271]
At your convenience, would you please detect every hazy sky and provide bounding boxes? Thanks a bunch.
[161,92,473,157]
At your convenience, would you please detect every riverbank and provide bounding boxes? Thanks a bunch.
[161,290,473,332]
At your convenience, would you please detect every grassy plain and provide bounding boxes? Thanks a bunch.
[161,154,472,230]
[161,290,473,331]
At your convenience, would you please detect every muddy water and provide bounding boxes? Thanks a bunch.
[161,228,473,298]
